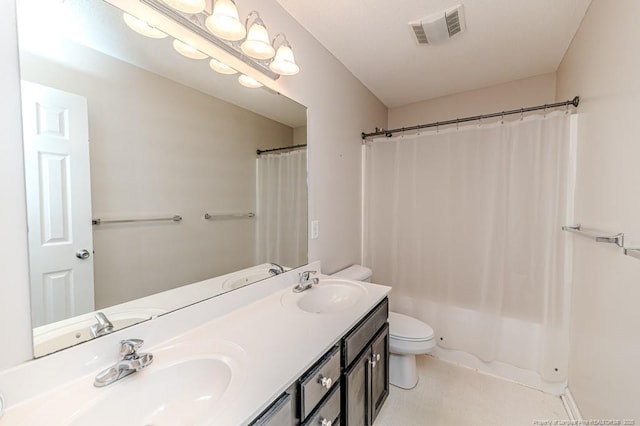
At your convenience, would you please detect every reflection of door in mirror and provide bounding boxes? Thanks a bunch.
[21,82,95,327]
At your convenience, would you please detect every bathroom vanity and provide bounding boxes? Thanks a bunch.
[0,265,391,425]
[252,298,389,425]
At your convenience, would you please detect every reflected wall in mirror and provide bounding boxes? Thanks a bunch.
[17,0,308,357]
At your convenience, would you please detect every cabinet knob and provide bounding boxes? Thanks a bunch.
[370,353,381,368]
[318,375,333,389]
[320,418,332,426]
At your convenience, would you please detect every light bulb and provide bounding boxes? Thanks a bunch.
[238,74,263,88]
[269,44,299,75]
[209,58,237,75]
[123,14,167,39]
[206,0,246,41]
[241,13,275,60]
[162,0,206,14]
[172,40,208,59]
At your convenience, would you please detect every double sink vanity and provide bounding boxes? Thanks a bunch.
[0,262,391,425]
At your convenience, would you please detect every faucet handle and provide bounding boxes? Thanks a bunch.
[299,270,317,281]
[120,339,144,358]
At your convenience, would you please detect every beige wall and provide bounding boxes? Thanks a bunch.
[389,73,556,128]
[556,0,640,420]
[21,46,293,308]
[0,0,387,370]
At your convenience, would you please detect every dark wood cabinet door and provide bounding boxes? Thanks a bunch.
[343,347,370,426]
[370,324,389,424]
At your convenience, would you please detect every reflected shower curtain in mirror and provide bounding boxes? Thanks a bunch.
[364,112,577,382]
[257,149,308,267]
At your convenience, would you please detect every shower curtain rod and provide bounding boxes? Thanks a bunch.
[256,144,307,155]
[361,96,580,140]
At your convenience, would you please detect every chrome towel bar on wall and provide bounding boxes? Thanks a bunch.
[561,224,624,247]
[203,212,255,220]
[92,215,182,225]
[623,248,640,260]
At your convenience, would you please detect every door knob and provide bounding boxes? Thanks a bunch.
[76,249,91,259]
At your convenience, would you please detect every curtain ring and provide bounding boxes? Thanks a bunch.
[566,102,570,114]
[520,108,524,121]
[436,122,439,133]
[544,105,548,118]
[501,112,504,125]
[478,116,482,127]
[456,118,459,131]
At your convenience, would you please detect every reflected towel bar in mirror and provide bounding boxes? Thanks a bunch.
[204,212,255,220]
[92,215,183,225]
[562,224,624,247]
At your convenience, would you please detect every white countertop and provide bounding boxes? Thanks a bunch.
[1,274,390,425]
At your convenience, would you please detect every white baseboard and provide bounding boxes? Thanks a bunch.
[560,387,583,421]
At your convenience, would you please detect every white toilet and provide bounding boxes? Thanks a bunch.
[332,265,435,389]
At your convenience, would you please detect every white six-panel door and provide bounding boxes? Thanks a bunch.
[21,81,95,327]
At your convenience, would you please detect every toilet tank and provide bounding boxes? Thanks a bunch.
[332,264,373,282]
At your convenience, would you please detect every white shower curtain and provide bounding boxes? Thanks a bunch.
[364,112,576,382]
[256,149,308,267]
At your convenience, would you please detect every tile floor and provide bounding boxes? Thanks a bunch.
[374,355,568,426]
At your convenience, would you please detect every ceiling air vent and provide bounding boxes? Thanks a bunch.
[409,4,466,45]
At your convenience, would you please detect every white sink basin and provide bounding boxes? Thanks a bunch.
[65,340,246,426]
[282,278,367,313]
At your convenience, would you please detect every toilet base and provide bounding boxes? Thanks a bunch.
[389,353,418,389]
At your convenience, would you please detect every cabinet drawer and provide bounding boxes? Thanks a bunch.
[300,345,341,420]
[302,384,341,426]
[342,298,388,367]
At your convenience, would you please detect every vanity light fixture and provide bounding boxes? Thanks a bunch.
[269,33,299,76]
[241,11,275,60]
[161,0,206,14]
[123,13,168,39]
[238,74,263,88]
[205,0,246,41]
[129,0,301,87]
[209,58,237,74]
[172,39,208,59]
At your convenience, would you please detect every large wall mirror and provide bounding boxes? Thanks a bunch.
[17,0,308,357]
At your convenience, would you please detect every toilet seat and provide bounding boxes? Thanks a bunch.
[389,312,434,342]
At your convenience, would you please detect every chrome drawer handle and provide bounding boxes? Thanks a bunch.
[318,375,333,389]
[320,418,332,426]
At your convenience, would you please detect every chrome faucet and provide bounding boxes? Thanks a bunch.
[90,312,114,337]
[293,270,319,293]
[94,339,153,387]
[268,262,285,275]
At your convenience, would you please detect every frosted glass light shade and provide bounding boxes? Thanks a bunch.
[206,0,246,41]
[162,0,206,14]
[172,40,208,59]
[123,14,167,39]
[241,20,275,60]
[269,45,299,75]
[209,58,237,75]
[238,74,263,88]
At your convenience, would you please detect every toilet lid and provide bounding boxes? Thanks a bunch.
[389,312,434,342]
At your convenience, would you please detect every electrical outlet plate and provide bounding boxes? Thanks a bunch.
[311,220,319,239]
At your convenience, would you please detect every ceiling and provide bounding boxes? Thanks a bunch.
[276,0,592,108]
